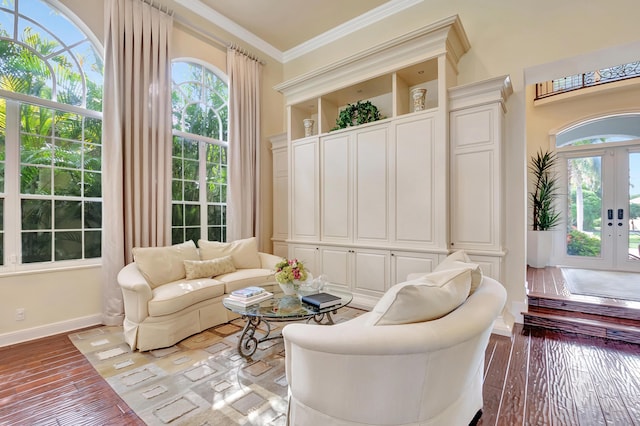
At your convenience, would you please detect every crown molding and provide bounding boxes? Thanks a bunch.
[282,0,424,63]
[274,15,470,105]
[174,0,284,62]
[176,0,424,64]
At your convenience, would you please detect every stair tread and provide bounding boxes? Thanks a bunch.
[523,310,640,332]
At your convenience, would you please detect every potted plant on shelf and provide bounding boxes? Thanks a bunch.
[527,149,561,268]
[331,100,382,131]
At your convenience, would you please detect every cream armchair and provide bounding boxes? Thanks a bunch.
[282,276,506,426]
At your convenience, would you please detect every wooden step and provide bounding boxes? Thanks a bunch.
[523,310,640,345]
[527,291,640,321]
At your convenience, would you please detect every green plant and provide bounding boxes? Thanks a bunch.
[567,229,601,256]
[331,100,382,130]
[530,149,561,230]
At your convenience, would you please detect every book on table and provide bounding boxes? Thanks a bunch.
[225,291,273,307]
[301,292,342,309]
[231,286,266,299]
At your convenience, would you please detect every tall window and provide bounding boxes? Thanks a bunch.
[171,60,228,244]
[0,0,103,268]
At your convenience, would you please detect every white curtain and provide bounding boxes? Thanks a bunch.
[226,47,263,242]
[102,0,173,325]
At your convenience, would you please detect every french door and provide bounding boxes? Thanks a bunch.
[555,144,640,272]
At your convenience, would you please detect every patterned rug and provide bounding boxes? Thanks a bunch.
[68,307,363,425]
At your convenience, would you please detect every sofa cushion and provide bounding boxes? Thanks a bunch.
[148,278,225,317]
[184,256,236,280]
[132,240,200,289]
[198,237,261,269]
[215,269,275,293]
[368,268,472,326]
[434,250,483,295]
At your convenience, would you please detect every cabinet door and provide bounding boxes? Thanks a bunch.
[319,246,351,290]
[291,139,319,241]
[450,104,502,251]
[394,115,438,247]
[289,244,319,277]
[321,134,351,242]
[273,147,288,240]
[353,248,390,296]
[355,127,389,243]
[392,251,437,284]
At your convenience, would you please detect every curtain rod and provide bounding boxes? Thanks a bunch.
[141,0,173,16]
[173,14,266,65]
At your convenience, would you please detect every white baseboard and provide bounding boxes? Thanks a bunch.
[0,314,103,348]
[492,315,513,337]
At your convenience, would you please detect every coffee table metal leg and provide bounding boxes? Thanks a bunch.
[309,309,338,325]
[238,316,272,359]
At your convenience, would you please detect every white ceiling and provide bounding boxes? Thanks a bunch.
[173,0,423,62]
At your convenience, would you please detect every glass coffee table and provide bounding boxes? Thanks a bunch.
[223,283,352,359]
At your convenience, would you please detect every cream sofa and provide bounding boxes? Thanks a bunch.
[118,237,281,351]
[283,251,507,426]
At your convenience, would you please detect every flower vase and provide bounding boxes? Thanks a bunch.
[279,282,297,295]
[411,88,427,112]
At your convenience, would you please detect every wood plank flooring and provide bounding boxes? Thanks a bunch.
[2,281,640,425]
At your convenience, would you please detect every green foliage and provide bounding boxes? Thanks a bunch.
[331,100,382,131]
[567,229,601,256]
[530,149,561,230]
[569,188,602,231]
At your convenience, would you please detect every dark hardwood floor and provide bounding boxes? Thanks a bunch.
[2,271,640,425]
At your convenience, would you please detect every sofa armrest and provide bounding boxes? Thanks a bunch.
[259,252,282,270]
[117,262,152,323]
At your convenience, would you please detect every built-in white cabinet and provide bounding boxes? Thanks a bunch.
[273,16,511,308]
[449,76,513,280]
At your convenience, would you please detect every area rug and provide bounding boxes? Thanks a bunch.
[69,307,363,425]
[562,268,640,302]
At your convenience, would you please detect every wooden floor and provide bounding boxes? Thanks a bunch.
[2,278,640,425]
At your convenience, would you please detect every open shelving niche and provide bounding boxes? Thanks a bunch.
[277,14,469,141]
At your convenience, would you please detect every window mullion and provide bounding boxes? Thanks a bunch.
[4,100,21,267]
[199,141,208,240]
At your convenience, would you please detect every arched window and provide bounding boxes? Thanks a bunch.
[171,60,228,244]
[0,0,103,268]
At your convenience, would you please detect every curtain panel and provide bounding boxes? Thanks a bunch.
[226,47,263,243]
[102,0,173,325]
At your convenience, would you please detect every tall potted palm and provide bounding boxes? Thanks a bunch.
[527,149,561,268]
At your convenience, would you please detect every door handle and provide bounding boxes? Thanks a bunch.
[608,209,613,220]
[618,209,624,220]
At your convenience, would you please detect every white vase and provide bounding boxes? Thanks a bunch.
[279,282,297,295]
[527,230,553,268]
[411,88,427,112]
[303,118,314,137]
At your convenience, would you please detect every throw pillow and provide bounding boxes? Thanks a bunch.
[198,237,261,269]
[368,268,472,326]
[132,240,200,288]
[184,256,236,280]
[434,250,483,295]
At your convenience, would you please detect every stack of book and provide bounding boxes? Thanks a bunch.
[225,286,273,307]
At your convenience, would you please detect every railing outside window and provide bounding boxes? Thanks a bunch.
[536,61,640,99]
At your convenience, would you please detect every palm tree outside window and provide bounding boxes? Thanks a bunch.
[171,60,229,244]
[0,0,103,268]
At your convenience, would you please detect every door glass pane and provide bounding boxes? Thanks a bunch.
[567,156,602,257]
[629,152,640,261]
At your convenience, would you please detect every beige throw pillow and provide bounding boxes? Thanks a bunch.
[434,250,483,295]
[198,237,261,269]
[132,240,200,288]
[368,268,472,326]
[184,256,236,280]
